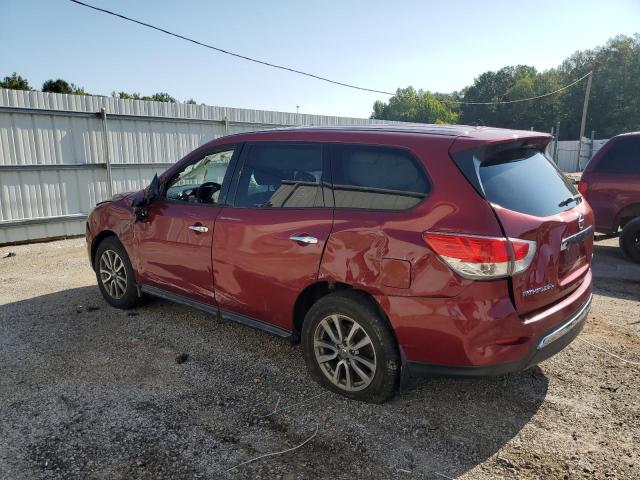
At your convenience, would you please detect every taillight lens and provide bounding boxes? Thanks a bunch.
[577,180,588,198]
[422,232,536,280]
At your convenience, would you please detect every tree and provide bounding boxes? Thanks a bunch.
[112,91,176,103]
[371,87,458,124]
[457,65,557,129]
[372,34,640,138]
[0,72,31,90]
[145,92,176,103]
[556,34,640,139]
[42,79,87,95]
[113,91,142,100]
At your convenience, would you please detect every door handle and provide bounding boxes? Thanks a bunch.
[289,235,318,244]
[188,225,209,233]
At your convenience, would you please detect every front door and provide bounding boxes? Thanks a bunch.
[135,146,236,304]
[212,142,333,331]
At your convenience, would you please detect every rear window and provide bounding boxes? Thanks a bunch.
[479,150,578,217]
[331,145,430,210]
[594,136,640,174]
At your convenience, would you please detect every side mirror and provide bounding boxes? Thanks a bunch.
[133,174,160,222]
[146,174,160,202]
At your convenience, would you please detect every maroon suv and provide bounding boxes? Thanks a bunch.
[579,132,640,262]
[86,125,594,402]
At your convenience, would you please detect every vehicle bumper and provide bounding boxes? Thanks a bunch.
[405,293,591,377]
[378,268,593,377]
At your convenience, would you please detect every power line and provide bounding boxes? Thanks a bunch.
[441,72,592,105]
[68,0,591,106]
[67,0,395,96]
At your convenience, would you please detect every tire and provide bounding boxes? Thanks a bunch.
[301,290,400,403]
[619,217,640,263]
[94,236,140,309]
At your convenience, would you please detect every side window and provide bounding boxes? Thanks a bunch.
[596,137,640,174]
[165,149,234,204]
[331,145,430,210]
[233,143,324,208]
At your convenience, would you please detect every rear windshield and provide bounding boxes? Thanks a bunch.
[479,150,578,217]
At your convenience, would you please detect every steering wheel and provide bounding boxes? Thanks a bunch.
[195,182,222,203]
[178,187,196,202]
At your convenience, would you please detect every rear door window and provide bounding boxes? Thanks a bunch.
[330,145,430,210]
[478,150,578,217]
[232,143,325,208]
[594,137,640,174]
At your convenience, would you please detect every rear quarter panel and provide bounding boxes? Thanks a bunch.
[318,134,506,298]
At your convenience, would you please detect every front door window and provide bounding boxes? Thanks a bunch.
[165,149,234,204]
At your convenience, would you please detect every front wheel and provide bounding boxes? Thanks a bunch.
[94,236,140,309]
[620,217,640,263]
[301,291,400,403]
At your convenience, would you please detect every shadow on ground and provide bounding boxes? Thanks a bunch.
[592,241,640,302]
[0,286,548,479]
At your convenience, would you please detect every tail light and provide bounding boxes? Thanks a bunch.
[577,180,589,198]
[422,232,536,280]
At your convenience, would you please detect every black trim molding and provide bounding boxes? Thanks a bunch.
[140,284,292,338]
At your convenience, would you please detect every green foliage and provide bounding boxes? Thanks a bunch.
[557,34,640,138]
[371,87,459,124]
[146,92,176,103]
[0,72,31,90]
[459,65,563,132]
[42,79,87,95]
[375,34,640,139]
[112,91,177,103]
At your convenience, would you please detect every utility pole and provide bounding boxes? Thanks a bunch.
[575,71,593,172]
[553,121,560,163]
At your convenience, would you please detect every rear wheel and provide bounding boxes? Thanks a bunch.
[620,217,640,263]
[94,237,140,309]
[301,291,400,403]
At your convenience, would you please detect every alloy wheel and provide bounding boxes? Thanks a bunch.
[99,249,127,299]
[313,314,377,392]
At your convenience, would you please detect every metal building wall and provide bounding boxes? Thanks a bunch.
[0,90,394,244]
[555,138,609,172]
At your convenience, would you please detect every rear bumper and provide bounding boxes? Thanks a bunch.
[405,294,591,377]
[378,268,593,376]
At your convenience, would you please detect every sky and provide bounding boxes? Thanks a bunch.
[1,0,639,118]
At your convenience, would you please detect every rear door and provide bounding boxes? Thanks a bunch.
[454,142,594,315]
[211,142,333,331]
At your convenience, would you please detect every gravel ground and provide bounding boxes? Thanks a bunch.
[0,237,638,479]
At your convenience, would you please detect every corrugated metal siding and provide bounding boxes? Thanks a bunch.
[0,89,398,244]
[555,138,609,172]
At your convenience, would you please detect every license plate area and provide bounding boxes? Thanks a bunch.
[559,226,593,276]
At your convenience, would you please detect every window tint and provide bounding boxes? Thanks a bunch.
[479,151,579,217]
[595,137,640,174]
[233,143,324,208]
[165,149,233,204]
[331,145,429,210]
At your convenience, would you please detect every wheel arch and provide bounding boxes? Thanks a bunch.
[90,230,118,268]
[292,281,397,345]
[613,203,640,232]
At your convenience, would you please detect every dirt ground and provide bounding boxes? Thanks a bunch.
[0,236,638,479]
